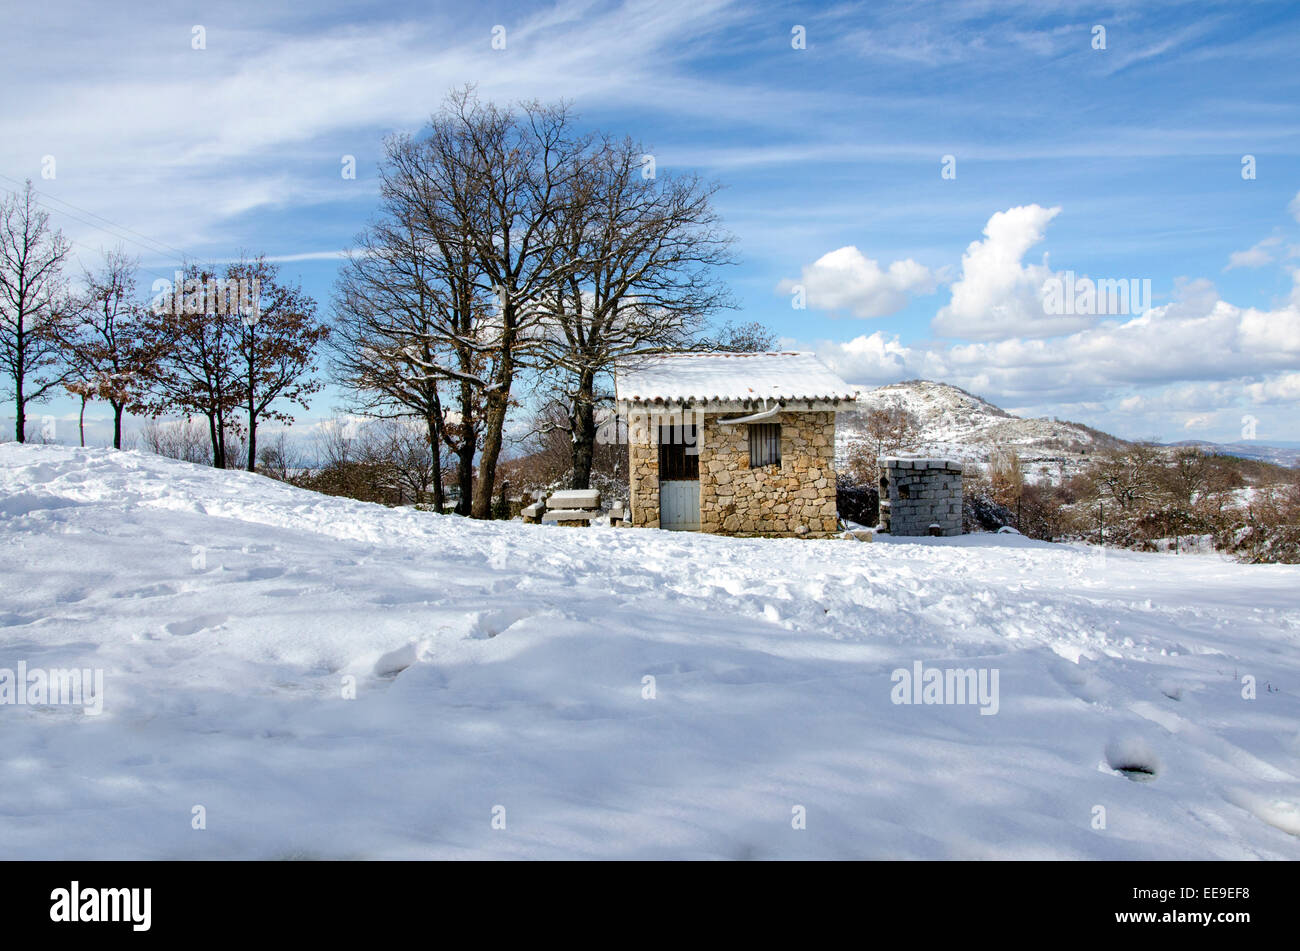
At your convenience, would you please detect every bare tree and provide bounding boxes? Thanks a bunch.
[705,320,776,353]
[330,159,489,513]
[61,247,148,448]
[0,181,72,441]
[140,416,212,464]
[844,404,921,484]
[1091,444,1164,512]
[449,91,592,517]
[363,417,445,505]
[334,88,588,517]
[987,447,1024,510]
[537,135,735,489]
[255,429,302,481]
[1161,446,1210,505]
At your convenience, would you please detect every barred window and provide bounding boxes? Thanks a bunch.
[749,423,781,467]
[658,424,699,480]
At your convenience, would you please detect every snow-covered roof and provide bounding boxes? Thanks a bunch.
[615,352,855,404]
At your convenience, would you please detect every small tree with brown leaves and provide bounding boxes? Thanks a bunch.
[138,259,325,469]
[229,257,327,472]
[61,248,150,448]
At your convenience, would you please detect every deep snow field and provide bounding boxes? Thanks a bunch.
[2,444,1298,860]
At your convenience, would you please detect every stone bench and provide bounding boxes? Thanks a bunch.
[541,508,600,526]
[540,489,601,527]
[547,489,601,510]
[522,489,615,527]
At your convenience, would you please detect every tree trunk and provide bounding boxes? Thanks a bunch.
[569,369,597,490]
[455,442,474,516]
[207,413,223,468]
[15,377,25,443]
[246,398,257,471]
[78,396,86,447]
[112,402,124,450]
[425,409,445,513]
[454,379,475,516]
[246,348,257,471]
[472,387,509,519]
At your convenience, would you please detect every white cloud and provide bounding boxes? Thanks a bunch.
[1226,246,1274,270]
[1290,190,1300,223]
[0,0,742,253]
[801,269,1300,439]
[932,204,1097,340]
[779,246,938,318]
[807,330,921,383]
[1225,235,1283,270]
[1247,372,1300,404]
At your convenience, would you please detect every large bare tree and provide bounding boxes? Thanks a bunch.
[444,91,591,517]
[334,88,589,517]
[0,181,72,441]
[331,148,492,514]
[536,135,734,489]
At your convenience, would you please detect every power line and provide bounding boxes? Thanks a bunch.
[0,176,191,286]
[0,173,190,262]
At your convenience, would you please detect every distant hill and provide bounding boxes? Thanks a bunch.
[838,380,1123,478]
[837,380,1299,476]
[1164,440,1300,469]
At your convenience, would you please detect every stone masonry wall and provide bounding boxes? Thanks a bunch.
[629,434,660,529]
[628,409,839,536]
[878,459,963,536]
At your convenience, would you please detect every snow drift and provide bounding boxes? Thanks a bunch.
[1,444,1298,859]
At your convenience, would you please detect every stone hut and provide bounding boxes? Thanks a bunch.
[878,458,963,536]
[613,352,857,536]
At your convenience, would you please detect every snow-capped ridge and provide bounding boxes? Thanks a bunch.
[841,379,1123,473]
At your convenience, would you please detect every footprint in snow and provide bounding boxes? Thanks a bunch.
[1104,735,1162,782]
[469,607,535,639]
[1223,786,1300,837]
[164,614,228,637]
[114,583,178,600]
[240,565,286,582]
[1048,658,1110,704]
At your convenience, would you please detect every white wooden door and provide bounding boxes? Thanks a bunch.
[659,480,700,531]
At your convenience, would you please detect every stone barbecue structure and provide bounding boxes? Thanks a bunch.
[614,352,856,537]
[878,458,963,536]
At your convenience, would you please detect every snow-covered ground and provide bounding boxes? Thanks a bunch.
[2,444,1298,859]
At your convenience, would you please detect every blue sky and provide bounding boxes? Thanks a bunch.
[4,0,1299,445]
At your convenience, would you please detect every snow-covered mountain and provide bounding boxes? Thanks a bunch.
[3,444,1299,859]
[838,380,1122,477]
[839,381,1300,475]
